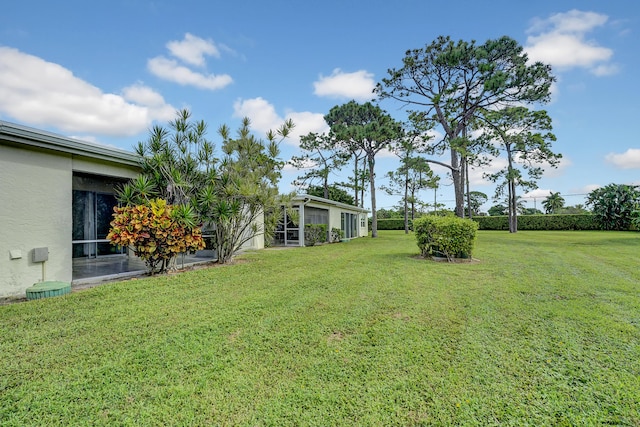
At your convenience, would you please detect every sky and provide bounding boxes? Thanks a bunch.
[2,0,639,213]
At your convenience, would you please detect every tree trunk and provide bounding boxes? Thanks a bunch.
[368,155,378,238]
[506,149,518,233]
[360,157,366,208]
[465,157,472,219]
[323,174,329,199]
[509,179,518,233]
[451,148,464,217]
[403,166,409,234]
[353,156,359,207]
[433,187,437,214]
[459,156,466,218]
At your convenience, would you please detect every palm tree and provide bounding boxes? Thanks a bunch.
[542,191,565,214]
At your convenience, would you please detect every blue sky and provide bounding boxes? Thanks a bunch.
[2,1,638,212]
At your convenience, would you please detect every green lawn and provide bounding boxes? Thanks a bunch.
[1,231,639,426]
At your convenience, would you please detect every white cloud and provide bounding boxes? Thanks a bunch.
[528,9,607,34]
[522,188,555,199]
[469,157,508,187]
[233,97,282,133]
[167,33,220,66]
[542,155,571,178]
[591,64,620,76]
[148,33,234,90]
[526,33,612,68]
[378,148,398,159]
[122,83,176,121]
[148,56,232,90]
[313,69,376,101]
[574,184,601,194]
[525,10,617,76]
[606,148,640,169]
[233,97,328,145]
[0,46,174,136]
[122,83,166,107]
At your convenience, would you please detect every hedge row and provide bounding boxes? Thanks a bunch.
[370,218,413,230]
[472,214,600,231]
[372,214,601,231]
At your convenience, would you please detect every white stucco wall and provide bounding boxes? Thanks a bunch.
[358,213,369,237]
[305,200,368,239]
[328,206,343,235]
[1,145,73,297]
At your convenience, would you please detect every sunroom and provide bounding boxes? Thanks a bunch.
[273,194,369,247]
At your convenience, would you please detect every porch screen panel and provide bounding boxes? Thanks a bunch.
[341,212,357,239]
[304,207,328,225]
[96,193,119,255]
[72,190,96,257]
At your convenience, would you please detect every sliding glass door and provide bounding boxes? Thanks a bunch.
[341,212,358,239]
[72,190,124,258]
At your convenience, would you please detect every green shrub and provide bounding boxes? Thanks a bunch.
[586,184,640,230]
[414,216,478,261]
[371,218,413,230]
[107,198,206,274]
[330,227,344,243]
[473,214,599,231]
[305,223,328,246]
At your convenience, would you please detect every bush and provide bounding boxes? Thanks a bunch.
[414,216,478,261]
[586,184,640,230]
[330,227,344,243]
[472,214,599,231]
[371,218,412,230]
[305,224,328,246]
[108,199,206,274]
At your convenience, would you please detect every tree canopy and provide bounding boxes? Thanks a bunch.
[117,109,293,264]
[306,184,355,206]
[325,101,403,237]
[382,156,436,233]
[290,132,347,199]
[477,107,560,232]
[542,192,565,214]
[376,35,555,218]
[465,191,488,216]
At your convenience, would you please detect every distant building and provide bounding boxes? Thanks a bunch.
[275,194,369,246]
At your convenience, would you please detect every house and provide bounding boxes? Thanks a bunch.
[1,121,227,299]
[0,121,143,298]
[0,121,364,299]
[274,194,369,246]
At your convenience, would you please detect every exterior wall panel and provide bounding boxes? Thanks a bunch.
[73,157,139,179]
[0,145,73,297]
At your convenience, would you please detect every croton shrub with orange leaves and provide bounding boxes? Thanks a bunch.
[107,198,206,274]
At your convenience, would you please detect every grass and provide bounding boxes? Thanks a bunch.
[1,230,639,426]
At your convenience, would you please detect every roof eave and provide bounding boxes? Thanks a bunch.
[0,120,140,167]
[294,194,370,213]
